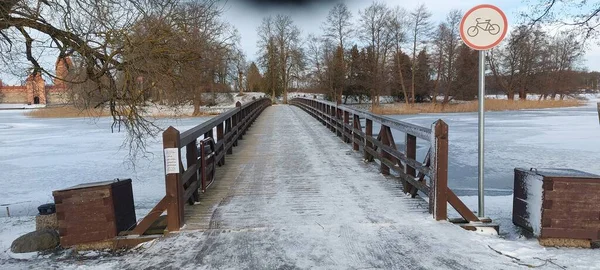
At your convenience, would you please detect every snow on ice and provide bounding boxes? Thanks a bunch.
[0,94,598,269]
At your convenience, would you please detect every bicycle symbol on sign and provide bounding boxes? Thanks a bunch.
[467,18,500,37]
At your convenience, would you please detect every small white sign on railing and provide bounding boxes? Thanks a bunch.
[164,148,180,175]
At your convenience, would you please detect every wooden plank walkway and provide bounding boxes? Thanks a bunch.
[146,105,518,269]
[183,104,429,232]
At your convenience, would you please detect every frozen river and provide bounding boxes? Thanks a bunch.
[0,99,598,217]
[0,112,210,217]
[387,100,600,195]
[1,98,599,268]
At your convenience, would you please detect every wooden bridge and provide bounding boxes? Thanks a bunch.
[48,96,522,269]
[127,97,485,238]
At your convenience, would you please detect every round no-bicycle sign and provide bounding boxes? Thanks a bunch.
[460,4,508,50]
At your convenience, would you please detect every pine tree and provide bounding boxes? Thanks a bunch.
[332,46,345,104]
[391,50,412,102]
[454,45,478,101]
[246,62,263,93]
[414,49,431,102]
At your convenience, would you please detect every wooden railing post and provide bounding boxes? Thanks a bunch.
[344,111,350,143]
[217,122,225,165]
[405,134,417,193]
[225,118,233,154]
[163,127,183,231]
[353,114,361,151]
[432,120,449,221]
[379,125,390,175]
[185,138,199,205]
[233,102,241,146]
[336,108,343,137]
[364,119,373,161]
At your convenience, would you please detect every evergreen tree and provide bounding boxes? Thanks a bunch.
[246,62,263,93]
[391,50,412,102]
[454,45,478,100]
[414,49,431,102]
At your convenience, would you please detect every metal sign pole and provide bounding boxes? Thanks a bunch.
[478,50,486,218]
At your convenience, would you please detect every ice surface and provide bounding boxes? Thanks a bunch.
[0,95,599,268]
[387,94,600,193]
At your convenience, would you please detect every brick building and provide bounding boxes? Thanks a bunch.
[0,57,72,105]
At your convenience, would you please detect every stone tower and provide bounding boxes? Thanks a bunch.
[25,72,46,105]
[54,57,72,88]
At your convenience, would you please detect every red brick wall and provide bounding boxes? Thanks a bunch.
[541,178,600,240]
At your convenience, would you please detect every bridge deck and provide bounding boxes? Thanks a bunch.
[184,104,430,231]
[139,105,514,269]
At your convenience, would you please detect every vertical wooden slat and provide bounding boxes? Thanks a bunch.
[233,102,241,146]
[186,139,199,204]
[432,120,449,221]
[225,118,233,154]
[330,106,335,132]
[379,125,390,175]
[162,127,182,232]
[353,114,361,151]
[385,127,402,168]
[337,108,343,137]
[364,119,373,161]
[217,122,224,166]
[405,134,417,193]
[344,111,350,143]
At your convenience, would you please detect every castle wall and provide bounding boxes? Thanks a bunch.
[46,86,70,104]
[1,56,72,105]
[0,87,28,103]
[0,86,70,104]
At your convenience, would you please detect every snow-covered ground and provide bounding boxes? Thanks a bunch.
[0,94,598,268]
[144,92,267,116]
[0,104,46,110]
[0,110,212,262]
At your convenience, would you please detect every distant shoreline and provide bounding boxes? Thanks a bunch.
[371,99,586,115]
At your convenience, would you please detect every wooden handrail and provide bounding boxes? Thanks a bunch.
[131,97,271,235]
[290,97,478,222]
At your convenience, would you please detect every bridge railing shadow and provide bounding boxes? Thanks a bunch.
[128,98,272,235]
[290,97,480,223]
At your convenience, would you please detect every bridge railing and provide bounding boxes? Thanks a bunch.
[130,97,271,234]
[290,97,479,222]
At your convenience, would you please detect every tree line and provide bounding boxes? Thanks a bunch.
[248,2,599,106]
[1,0,246,153]
[2,0,600,152]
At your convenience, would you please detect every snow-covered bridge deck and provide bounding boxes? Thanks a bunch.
[156,105,517,269]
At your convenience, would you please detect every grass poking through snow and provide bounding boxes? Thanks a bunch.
[25,106,111,118]
[372,99,584,115]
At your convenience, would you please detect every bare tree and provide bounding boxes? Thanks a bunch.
[323,2,354,51]
[257,15,303,104]
[0,0,239,156]
[545,31,584,98]
[387,7,409,104]
[441,10,462,104]
[359,2,393,107]
[431,23,448,104]
[525,0,600,40]
[409,4,432,103]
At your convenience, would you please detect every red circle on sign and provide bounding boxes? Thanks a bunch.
[460,4,508,50]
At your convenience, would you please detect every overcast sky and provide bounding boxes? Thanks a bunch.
[225,0,600,71]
